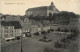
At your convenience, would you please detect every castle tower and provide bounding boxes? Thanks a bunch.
[51,2,54,6]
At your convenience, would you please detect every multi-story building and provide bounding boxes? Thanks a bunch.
[21,17,31,37]
[1,21,22,41]
[30,20,43,34]
[0,14,3,41]
[56,13,79,31]
[40,20,51,31]
[31,25,39,34]
[69,16,79,30]
[21,18,31,32]
[79,16,80,33]
[25,2,59,17]
[56,15,70,31]
[0,20,1,40]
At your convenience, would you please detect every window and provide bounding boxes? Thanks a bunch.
[10,30,13,33]
[11,27,14,29]
[8,27,10,29]
[15,30,17,32]
[4,34,8,38]
[4,30,8,33]
[10,34,13,36]
[4,27,8,29]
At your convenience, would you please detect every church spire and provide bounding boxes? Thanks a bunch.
[49,2,54,10]
[51,2,54,5]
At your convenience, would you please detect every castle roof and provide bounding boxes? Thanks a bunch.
[27,6,49,11]
[27,2,59,12]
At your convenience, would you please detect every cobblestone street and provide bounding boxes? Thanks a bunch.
[1,32,79,52]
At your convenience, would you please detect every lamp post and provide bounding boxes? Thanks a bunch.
[21,34,23,52]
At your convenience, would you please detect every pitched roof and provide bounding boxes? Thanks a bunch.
[20,16,26,21]
[1,15,6,19]
[1,21,22,29]
[27,6,49,11]
[27,5,59,12]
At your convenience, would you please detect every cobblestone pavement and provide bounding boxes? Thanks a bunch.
[1,32,79,52]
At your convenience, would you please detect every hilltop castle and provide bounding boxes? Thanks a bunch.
[25,2,59,17]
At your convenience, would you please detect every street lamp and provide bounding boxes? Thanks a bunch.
[21,35,23,52]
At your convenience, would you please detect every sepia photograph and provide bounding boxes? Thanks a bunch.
[0,0,80,52]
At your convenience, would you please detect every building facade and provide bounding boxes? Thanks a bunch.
[25,2,59,17]
[1,21,22,41]
[69,17,79,30]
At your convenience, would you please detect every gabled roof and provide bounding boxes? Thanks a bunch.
[20,16,26,21]
[1,21,22,29]
[1,15,6,19]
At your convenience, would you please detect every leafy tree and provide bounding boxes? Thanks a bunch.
[67,35,72,40]
[41,31,47,39]
[44,48,54,52]
[12,38,15,41]
[41,31,47,34]
[57,27,60,31]
[68,33,78,40]
[28,11,78,22]
[47,30,50,33]
[60,37,69,48]
[28,14,34,18]
[25,32,31,40]
[16,36,21,42]
[54,41,63,52]
[6,39,10,42]
[34,32,39,38]
[64,29,69,32]
[50,29,54,32]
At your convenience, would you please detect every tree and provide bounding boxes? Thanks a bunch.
[41,31,47,36]
[54,41,63,52]
[25,32,31,40]
[6,39,10,42]
[16,36,21,42]
[44,48,54,52]
[64,29,69,32]
[67,33,78,40]
[50,29,54,32]
[57,27,60,31]
[47,30,50,33]
[28,14,34,19]
[67,35,72,40]
[44,48,49,52]
[41,31,47,39]
[60,37,68,48]
[34,32,39,38]
[11,38,15,41]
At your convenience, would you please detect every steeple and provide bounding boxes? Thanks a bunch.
[49,2,54,10]
[51,2,54,6]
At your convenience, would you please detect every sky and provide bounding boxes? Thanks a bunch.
[0,0,80,15]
